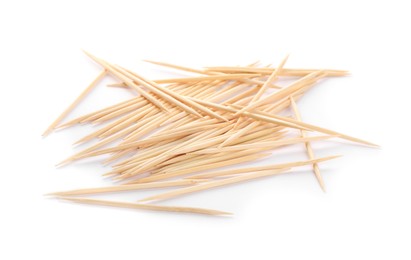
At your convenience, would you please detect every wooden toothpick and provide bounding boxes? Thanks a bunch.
[56,197,231,216]
[42,70,107,136]
[290,97,326,192]
[139,168,290,202]
[48,179,205,196]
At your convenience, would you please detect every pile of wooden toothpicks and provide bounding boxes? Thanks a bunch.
[44,52,377,216]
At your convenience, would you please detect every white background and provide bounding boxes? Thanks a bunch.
[1,1,410,259]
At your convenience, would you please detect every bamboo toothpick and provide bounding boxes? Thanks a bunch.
[83,51,170,112]
[48,179,205,196]
[188,155,340,180]
[290,97,326,191]
[204,66,349,77]
[235,71,325,115]
[42,70,107,136]
[153,73,261,84]
[57,197,231,216]
[139,168,290,202]
[132,152,271,184]
[143,59,269,87]
[192,135,337,154]
[250,54,289,104]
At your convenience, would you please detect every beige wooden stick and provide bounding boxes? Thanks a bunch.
[189,155,340,179]
[110,125,231,174]
[117,124,235,178]
[114,65,206,119]
[122,111,170,142]
[143,60,269,87]
[236,105,379,147]
[74,106,150,145]
[193,99,378,147]
[132,152,271,184]
[156,135,279,173]
[143,59,214,75]
[139,168,290,202]
[192,135,336,154]
[189,97,310,130]
[98,106,157,139]
[77,124,222,159]
[56,97,142,129]
[204,66,349,76]
[219,120,261,148]
[156,147,274,177]
[112,134,197,169]
[57,110,160,166]
[219,90,290,149]
[83,51,169,112]
[153,73,261,84]
[92,100,149,124]
[168,126,283,155]
[118,65,229,121]
[81,98,146,124]
[250,54,289,104]
[235,71,324,115]
[56,197,231,216]
[290,97,326,192]
[42,70,107,136]
[48,179,205,196]
[229,61,278,129]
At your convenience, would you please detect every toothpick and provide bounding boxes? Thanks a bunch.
[83,51,169,112]
[117,65,229,121]
[77,123,223,159]
[154,73,261,84]
[42,70,107,136]
[143,59,268,87]
[193,135,336,154]
[189,98,310,130]
[56,197,231,216]
[56,97,142,129]
[290,97,327,191]
[189,155,340,179]
[204,66,349,77]
[235,71,325,115]
[139,168,290,202]
[48,179,205,196]
[241,106,379,147]
[250,54,289,104]
[132,152,271,184]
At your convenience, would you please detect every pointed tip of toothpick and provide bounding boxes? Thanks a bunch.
[81,49,91,56]
[217,211,234,216]
[82,50,100,62]
[55,158,73,168]
[42,127,54,137]
[142,59,154,63]
[370,142,381,149]
[44,192,57,197]
[54,195,76,202]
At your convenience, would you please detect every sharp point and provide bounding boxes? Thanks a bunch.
[55,158,72,168]
[44,192,58,196]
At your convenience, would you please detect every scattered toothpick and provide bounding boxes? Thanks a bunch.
[44,51,377,216]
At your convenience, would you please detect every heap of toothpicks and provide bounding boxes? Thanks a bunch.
[44,52,377,216]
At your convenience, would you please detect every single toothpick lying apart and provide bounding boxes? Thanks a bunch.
[42,70,107,136]
[57,197,231,216]
[44,52,377,216]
